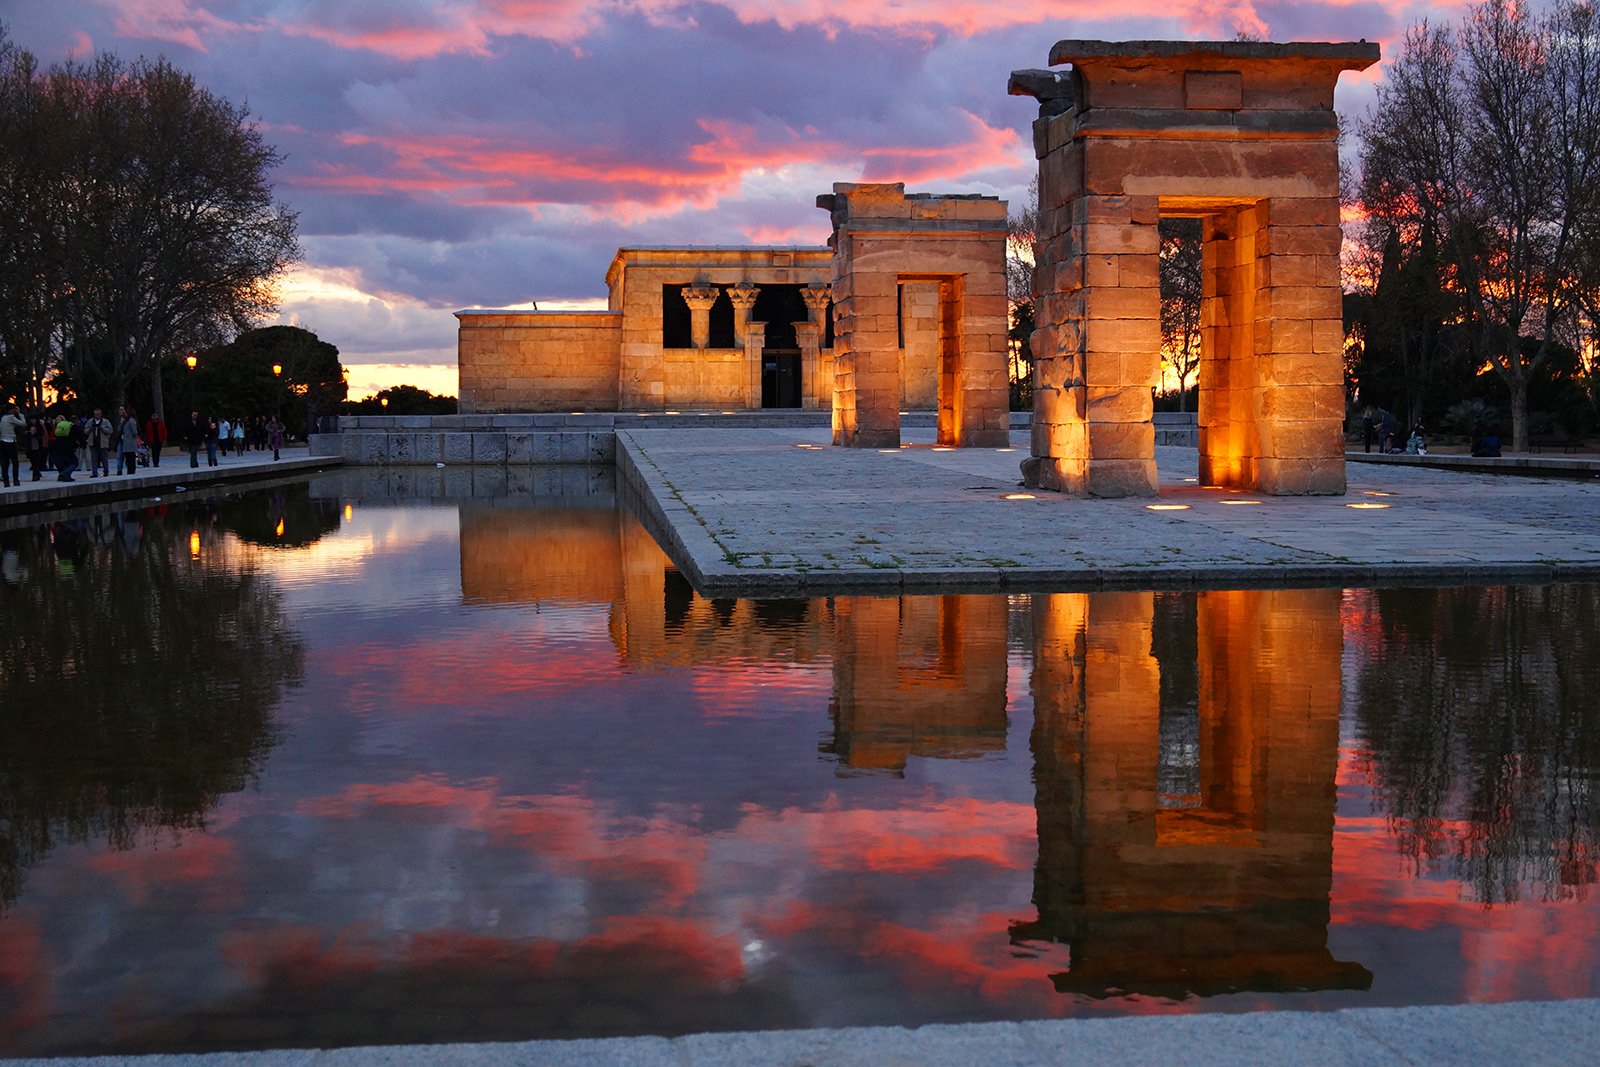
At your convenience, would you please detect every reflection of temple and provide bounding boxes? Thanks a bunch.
[1015,589,1370,997]
[460,508,1007,773]
[822,596,1009,775]
[459,506,1367,997]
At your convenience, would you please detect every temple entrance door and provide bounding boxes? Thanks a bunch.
[762,348,802,408]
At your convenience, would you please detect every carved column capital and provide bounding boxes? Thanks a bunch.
[681,285,720,349]
[726,282,760,314]
[801,283,832,323]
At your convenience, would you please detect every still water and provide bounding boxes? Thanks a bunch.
[1,471,1598,1056]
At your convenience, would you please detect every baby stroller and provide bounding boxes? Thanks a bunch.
[135,439,152,467]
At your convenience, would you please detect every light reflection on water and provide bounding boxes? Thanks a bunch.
[0,471,1598,1056]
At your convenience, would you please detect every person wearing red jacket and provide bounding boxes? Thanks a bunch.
[144,413,168,467]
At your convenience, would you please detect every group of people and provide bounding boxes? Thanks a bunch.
[0,403,287,486]
[174,412,289,468]
[1359,409,1427,456]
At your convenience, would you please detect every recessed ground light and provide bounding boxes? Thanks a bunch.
[1363,491,1395,497]
[996,447,1016,452]
[1004,493,1036,500]
[665,410,681,415]
[721,410,736,414]
[877,449,898,454]
[1220,499,1262,505]
[933,446,953,451]
[1183,477,1199,483]
[1147,504,1192,511]
[1346,502,1392,509]
[795,443,823,450]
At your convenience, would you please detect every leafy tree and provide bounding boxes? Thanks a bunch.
[159,325,346,438]
[0,37,298,411]
[346,384,458,416]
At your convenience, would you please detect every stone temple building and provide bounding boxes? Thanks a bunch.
[456,183,1011,455]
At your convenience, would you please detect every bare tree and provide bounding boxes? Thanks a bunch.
[0,34,60,408]
[1158,218,1201,411]
[1006,177,1039,406]
[1360,1,1600,451]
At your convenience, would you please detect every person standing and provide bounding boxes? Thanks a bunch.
[267,415,285,461]
[0,403,24,488]
[182,411,204,468]
[218,416,232,456]
[144,411,167,467]
[204,416,220,467]
[24,414,47,481]
[85,408,114,477]
[116,406,140,475]
[232,419,245,455]
[1360,410,1376,454]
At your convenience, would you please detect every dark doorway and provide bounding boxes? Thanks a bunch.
[763,349,802,408]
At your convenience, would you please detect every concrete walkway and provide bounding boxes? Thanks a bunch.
[618,426,1600,596]
[9,998,1598,1065]
[0,447,339,515]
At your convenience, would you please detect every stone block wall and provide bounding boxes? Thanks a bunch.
[457,311,621,413]
[819,183,1011,449]
[1015,40,1375,496]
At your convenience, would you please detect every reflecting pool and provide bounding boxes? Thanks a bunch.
[1,472,1598,1056]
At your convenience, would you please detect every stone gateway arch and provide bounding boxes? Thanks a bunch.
[1012,40,1379,496]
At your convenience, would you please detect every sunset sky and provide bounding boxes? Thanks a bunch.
[11,2,1466,398]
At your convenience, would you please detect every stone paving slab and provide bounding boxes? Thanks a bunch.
[10,999,1599,1065]
[617,427,1600,595]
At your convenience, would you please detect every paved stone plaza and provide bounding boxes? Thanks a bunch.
[618,426,1600,596]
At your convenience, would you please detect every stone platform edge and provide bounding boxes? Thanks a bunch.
[7,997,1598,1066]
[1348,451,1600,478]
[0,455,341,517]
[614,432,1600,598]
[313,411,1198,466]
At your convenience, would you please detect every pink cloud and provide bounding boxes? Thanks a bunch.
[97,0,256,52]
[289,113,1021,216]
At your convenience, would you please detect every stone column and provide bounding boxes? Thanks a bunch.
[727,283,760,346]
[800,284,831,409]
[681,285,720,350]
[743,321,767,409]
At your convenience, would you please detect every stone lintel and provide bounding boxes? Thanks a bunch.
[1048,39,1380,70]
[1070,109,1340,140]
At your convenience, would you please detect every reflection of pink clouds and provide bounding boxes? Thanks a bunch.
[864,914,1050,1002]
[686,664,832,721]
[0,917,53,1045]
[85,833,243,912]
[300,777,706,907]
[744,798,1036,875]
[1334,810,1600,1004]
[306,628,620,710]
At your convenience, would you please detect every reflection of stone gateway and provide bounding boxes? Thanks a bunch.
[1017,589,1371,997]
[1012,40,1379,496]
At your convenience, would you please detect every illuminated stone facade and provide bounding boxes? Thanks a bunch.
[1012,40,1378,496]
[818,183,1012,448]
[457,233,987,418]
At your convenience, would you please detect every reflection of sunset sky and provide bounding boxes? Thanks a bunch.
[4,496,1600,1055]
[10,2,1467,394]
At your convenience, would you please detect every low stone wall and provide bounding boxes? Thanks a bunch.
[1154,411,1199,447]
[311,409,1190,466]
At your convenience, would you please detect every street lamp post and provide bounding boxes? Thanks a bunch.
[185,353,197,410]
